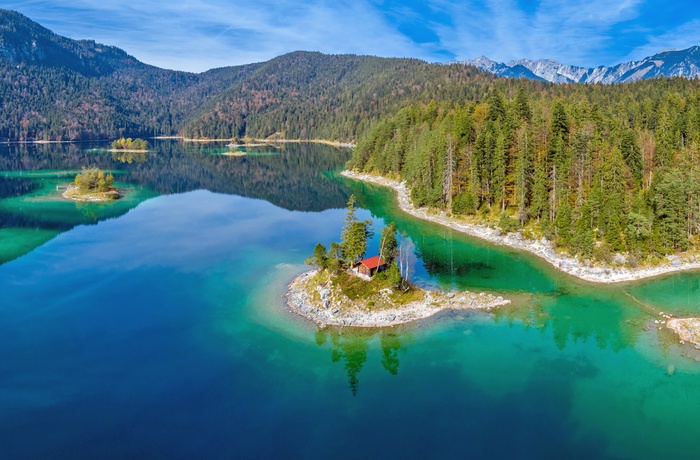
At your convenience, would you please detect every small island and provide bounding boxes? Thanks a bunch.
[286,195,510,327]
[109,137,149,152]
[62,167,120,202]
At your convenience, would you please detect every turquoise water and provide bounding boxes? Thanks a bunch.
[1,141,700,459]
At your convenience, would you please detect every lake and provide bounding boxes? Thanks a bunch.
[1,140,699,459]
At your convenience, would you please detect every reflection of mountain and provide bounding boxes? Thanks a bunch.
[0,141,352,212]
[185,143,353,212]
[0,176,37,199]
[0,140,351,265]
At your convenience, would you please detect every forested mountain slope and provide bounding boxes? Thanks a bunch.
[0,9,497,142]
[181,51,492,141]
[0,9,260,141]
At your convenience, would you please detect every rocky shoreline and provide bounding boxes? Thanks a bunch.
[342,170,700,284]
[286,270,510,328]
[62,186,120,202]
[667,318,700,348]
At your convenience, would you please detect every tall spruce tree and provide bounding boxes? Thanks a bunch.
[341,195,374,264]
[379,222,398,265]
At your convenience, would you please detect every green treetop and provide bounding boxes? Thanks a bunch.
[340,195,374,264]
[379,221,398,265]
[112,137,149,151]
[73,167,114,193]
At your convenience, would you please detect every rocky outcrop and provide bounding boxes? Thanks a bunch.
[667,318,700,348]
[286,270,510,328]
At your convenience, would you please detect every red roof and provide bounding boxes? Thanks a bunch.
[357,256,386,269]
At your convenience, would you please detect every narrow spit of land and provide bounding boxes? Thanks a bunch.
[175,136,356,148]
[286,270,510,328]
[341,170,700,284]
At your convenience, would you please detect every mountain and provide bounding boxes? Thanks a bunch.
[0,9,262,141]
[0,9,143,76]
[7,8,700,145]
[181,51,492,141]
[0,9,494,142]
[464,46,700,84]
[463,57,545,81]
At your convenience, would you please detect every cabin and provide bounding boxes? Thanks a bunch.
[352,256,387,278]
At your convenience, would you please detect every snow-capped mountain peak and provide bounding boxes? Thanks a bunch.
[463,46,700,84]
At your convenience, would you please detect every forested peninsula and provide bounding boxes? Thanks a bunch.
[348,82,700,270]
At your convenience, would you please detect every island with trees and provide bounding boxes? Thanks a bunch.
[62,167,120,202]
[110,137,149,152]
[286,195,510,327]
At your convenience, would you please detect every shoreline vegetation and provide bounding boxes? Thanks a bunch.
[286,270,510,328]
[342,170,700,284]
[62,167,120,202]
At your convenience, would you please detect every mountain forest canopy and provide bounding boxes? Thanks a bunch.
[5,9,700,260]
[349,80,700,261]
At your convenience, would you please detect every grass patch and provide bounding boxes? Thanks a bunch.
[335,270,424,306]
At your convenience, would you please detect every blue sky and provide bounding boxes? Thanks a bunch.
[6,0,700,72]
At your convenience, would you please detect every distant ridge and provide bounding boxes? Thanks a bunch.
[463,46,700,84]
[0,9,492,142]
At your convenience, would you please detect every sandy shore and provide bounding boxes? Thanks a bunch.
[286,270,510,328]
[342,170,700,284]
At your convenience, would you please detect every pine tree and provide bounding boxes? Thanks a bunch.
[514,88,532,122]
[379,222,398,265]
[312,243,328,270]
[340,195,374,263]
[531,156,548,221]
[572,204,594,256]
[652,169,688,253]
[554,200,572,247]
[492,132,508,211]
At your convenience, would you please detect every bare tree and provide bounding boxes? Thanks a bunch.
[398,235,416,290]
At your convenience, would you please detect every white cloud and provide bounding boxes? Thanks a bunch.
[625,19,700,62]
[7,0,433,71]
[433,0,642,66]
[4,0,694,71]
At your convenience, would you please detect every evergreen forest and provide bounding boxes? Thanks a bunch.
[349,79,700,261]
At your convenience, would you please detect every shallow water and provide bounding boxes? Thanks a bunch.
[1,141,700,459]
